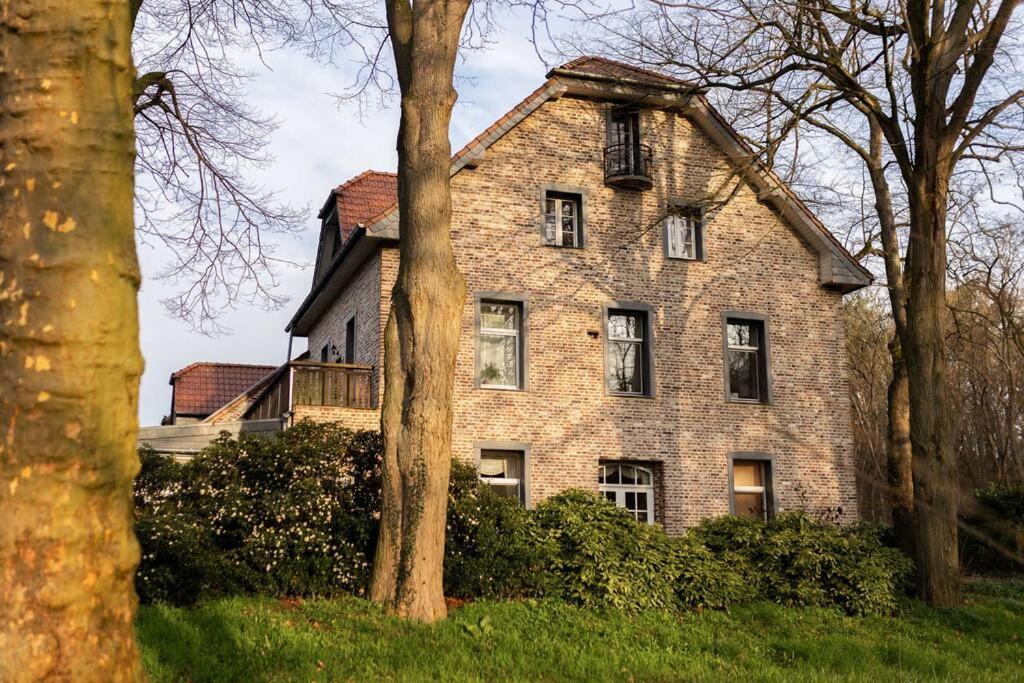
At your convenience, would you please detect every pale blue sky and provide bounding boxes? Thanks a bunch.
[137,17,553,425]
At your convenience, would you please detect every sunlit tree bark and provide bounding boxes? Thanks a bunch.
[0,0,143,679]
[368,0,470,622]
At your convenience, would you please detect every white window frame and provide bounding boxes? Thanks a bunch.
[478,300,522,390]
[478,450,525,505]
[665,210,701,260]
[544,194,581,247]
[599,462,655,524]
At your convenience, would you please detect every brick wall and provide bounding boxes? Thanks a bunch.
[305,93,859,533]
[307,251,384,406]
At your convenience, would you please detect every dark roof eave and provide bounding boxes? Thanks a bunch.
[287,227,395,334]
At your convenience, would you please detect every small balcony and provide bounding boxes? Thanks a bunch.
[245,361,374,421]
[603,142,654,191]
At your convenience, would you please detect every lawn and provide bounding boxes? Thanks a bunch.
[137,579,1024,682]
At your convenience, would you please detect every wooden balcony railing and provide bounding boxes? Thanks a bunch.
[245,361,374,421]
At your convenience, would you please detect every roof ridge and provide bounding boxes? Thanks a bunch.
[334,169,398,193]
[171,361,276,378]
[556,55,693,86]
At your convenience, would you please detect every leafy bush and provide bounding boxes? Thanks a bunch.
[136,426,911,615]
[961,483,1024,575]
[532,490,682,611]
[135,422,377,604]
[689,513,913,615]
[444,461,556,599]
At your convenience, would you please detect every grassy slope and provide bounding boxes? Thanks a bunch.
[138,580,1024,682]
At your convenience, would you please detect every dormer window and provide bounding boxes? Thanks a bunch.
[604,109,653,190]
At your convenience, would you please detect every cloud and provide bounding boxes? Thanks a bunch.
[138,37,548,425]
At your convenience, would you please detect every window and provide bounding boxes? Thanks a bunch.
[478,300,523,389]
[344,316,356,364]
[599,462,655,524]
[479,450,525,504]
[665,208,703,260]
[544,192,582,247]
[608,109,641,151]
[320,344,329,362]
[725,317,769,403]
[606,308,650,395]
[731,458,773,520]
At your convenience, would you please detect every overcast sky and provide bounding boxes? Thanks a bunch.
[137,19,552,425]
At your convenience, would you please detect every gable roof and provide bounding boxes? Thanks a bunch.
[289,56,870,333]
[554,55,697,87]
[169,362,277,417]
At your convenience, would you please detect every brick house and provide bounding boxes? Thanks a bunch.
[241,56,871,532]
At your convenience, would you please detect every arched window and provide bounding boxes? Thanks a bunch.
[599,463,655,524]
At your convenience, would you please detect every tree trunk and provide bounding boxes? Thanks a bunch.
[905,171,960,606]
[867,119,915,554]
[369,0,470,622]
[0,1,143,680]
[886,345,914,556]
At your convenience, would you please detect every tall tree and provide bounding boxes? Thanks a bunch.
[0,0,143,679]
[367,0,472,623]
[594,0,1024,605]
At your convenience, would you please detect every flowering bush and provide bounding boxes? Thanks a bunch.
[135,422,379,604]
[136,426,911,615]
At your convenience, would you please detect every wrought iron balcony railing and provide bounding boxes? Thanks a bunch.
[603,142,654,190]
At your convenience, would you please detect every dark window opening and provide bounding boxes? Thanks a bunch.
[606,309,650,396]
[344,316,356,364]
[726,318,769,403]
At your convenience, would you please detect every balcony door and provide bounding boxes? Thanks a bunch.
[608,110,641,174]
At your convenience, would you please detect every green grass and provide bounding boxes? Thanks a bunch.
[138,579,1024,682]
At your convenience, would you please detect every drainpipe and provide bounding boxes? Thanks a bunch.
[281,331,295,430]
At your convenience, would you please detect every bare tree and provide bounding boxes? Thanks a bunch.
[130,0,392,333]
[592,0,1024,606]
[1,0,143,678]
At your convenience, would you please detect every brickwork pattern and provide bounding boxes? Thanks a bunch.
[307,94,859,533]
[307,253,384,405]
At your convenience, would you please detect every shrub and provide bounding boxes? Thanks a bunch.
[445,461,556,599]
[961,483,1024,575]
[136,427,911,615]
[135,422,375,604]
[688,513,912,615]
[672,535,752,610]
[532,490,681,611]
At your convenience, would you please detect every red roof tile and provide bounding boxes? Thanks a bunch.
[333,171,398,241]
[170,362,277,417]
[554,56,695,87]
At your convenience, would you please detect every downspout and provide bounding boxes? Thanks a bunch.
[282,331,294,430]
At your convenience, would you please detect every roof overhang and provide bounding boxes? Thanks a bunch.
[287,226,392,336]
